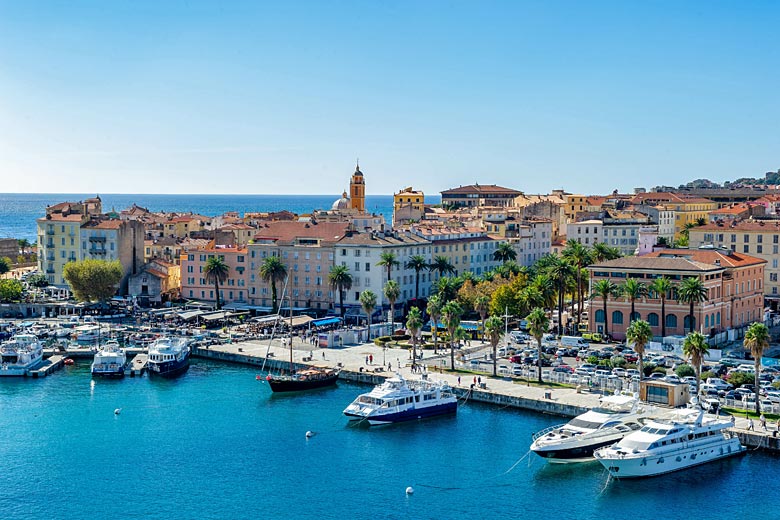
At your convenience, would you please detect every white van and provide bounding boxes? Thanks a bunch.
[560,336,588,348]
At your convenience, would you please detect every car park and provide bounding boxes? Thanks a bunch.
[612,367,627,377]
[512,365,523,376]
[663,375,681,384]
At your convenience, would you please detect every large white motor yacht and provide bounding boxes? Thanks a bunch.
[594,407,746,478]
[0,334,44,376]
[530,393,656,463]
[91,340,127,378]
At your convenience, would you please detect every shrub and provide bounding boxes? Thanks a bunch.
[700,370,716,381]
[652,366,667,375]
[391,334,411,341]
[642,363,657,376]
[675,364,695,378]
[727,371,755,387]
[587,355,600,365]
[610,356,626,368]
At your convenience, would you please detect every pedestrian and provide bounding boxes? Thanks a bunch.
[458,376,461,386]
[365,356,369,365]
[388,362,391,371]
[748,417,755,431]
[369,354,373,364]
[761,413,767,431]
[478,376,482,386]
[730,415,736,426]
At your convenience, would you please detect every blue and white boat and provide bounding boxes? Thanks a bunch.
[91,340,127,378]
[0,334,44,376]
[147,337,190,378]
[343,373,457,425]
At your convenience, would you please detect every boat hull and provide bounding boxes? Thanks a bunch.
[531,435,624,462]
[148,356,190,378]
[91,368,126,378]
[345,401,458,425]
[268,372,339,392]
[596,439,746,478]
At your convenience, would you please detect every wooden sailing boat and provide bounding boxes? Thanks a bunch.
[264,275,339,392]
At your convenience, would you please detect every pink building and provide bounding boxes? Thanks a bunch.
[180,245,250,306]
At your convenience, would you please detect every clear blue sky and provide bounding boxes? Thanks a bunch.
[1,1,778,196]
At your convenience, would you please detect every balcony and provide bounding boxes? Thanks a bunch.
[89,236,107,242]
[46,229,55,236]
[89,248,107,255]
[46,267,55,274]
[46,254,55,262]
[46,241,55,248]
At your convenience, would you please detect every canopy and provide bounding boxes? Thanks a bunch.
[311,317,342,327]
[177,310,204,321]
[201,311,233,322]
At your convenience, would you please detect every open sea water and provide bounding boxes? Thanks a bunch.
[0,193,442,243]
[1,359,778,520]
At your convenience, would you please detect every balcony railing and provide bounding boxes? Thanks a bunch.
[89,236,106,242]
[46,241,55,248]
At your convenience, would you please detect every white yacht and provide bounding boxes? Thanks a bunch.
[91,340,127,378]
[530,393,655,463]
[343,373,457,425]
[594,408,746,478]
[0,334,44,376]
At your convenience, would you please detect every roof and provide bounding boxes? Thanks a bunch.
[336,231,430,247]
[589,248,765,272]
[441,184,522,196]
[250,221,351,246]
[82,219,122,229]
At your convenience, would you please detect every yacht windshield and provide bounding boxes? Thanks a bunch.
[568,418,604,430]
[618,439,652,451]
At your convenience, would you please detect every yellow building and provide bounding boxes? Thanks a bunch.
[394,187,425,212]
[564,194,588,223]
[631,192,717,238]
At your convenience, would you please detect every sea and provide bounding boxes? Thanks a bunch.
[0,193,442,243]
[1,359,778,520]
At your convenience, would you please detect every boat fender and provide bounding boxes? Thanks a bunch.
[405,487,414,495]
[114,408,122,415]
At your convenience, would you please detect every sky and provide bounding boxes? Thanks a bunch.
[1,1,779,196]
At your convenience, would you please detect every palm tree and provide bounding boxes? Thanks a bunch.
[328,265,352,320]
[377,251,400,283]
[531,273,556,311]
[405,255,428,299]
[427,294,443,354]
[441,300,463,370]
[435,276,459,303]
[621,278,647,323]
[649,277,674,337]
[682,331,710,398]
[527,307,550,384]
[744,322,770,414]
[203,256,230,310]
[17,238,31,255]
[562,240,592,328]
[495,261,522,279]
[677,276,708,334]
[546,255,575,336]
[626,319,652,380]
[593,242,621,262]
[383,280,401,328]
[406,306,423,364]
[592,279,618,338]
[493,242,517,263]
[484,315,503,377]
[359,290,377,336]
[430,256,456,278]
[474,295,490,340]
[259,256,287,313]
[695,217,707,227]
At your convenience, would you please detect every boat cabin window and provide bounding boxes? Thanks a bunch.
[619,439,652,451]
[568,418,605,430]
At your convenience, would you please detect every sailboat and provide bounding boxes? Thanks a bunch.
[264,276,339,392]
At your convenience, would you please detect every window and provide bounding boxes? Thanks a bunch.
[666,314,678,329]
[757,245,763,254]
[647,313,659,327]
[612,311,624,325]
[758,235,763,243]
[744,245,749,253]
[744,234,749,243]
[365,262,370,272]
[595,309,605,323]
[355,262,360,271]
[684,315,696,331]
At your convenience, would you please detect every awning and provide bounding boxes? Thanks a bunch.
[177,310,204,321]
[201,311,232,322]
[311,317,342,327]
[289,315,313,327]
[251,314,283,325]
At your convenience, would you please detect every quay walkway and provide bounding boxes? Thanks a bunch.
[193,337,780,452]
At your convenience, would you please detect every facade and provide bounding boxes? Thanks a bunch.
[566,219,603,247]
[0,238,18,261]
[441,184,522,208]
[630,192,717,238]
[127,259,181,306]
[393,187,425,227]
[689,220,780,302]
[80,219,145,293]
[180,246,251,306]
[587,248,765,340]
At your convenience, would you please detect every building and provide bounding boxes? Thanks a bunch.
[566,211,653,256]
[309,164,385,232]
[0,238,18,261]
[393,187,425,227]
[80,219,145,293]
[630,192,717,238]
[441,184,522,208]
[180,245,251,306]
[587,248,765,341]
[689,220,780,304]
[127,259,181,306]
[349,163,366,212]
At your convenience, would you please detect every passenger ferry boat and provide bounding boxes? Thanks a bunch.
[594,407,746,478]
[0,334,44,376]
[91,340,127,378]
[343,373,457,425]
[147,337,190,378]
[530,393,656,463]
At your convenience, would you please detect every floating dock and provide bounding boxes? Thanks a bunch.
[128,354,148,377]
[27,355,65,378]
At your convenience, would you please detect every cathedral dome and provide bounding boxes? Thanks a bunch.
[331,191,350,210]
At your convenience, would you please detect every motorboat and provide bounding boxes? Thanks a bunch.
[343,373,457,425]
[91,340,127,378]
[0,334,44,376]
[530,393,656,463]
[594,407,746,478]
[147,337,190,378]
[75,324,103,342]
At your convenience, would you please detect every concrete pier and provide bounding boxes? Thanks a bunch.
[28,355,64,378]
[129,354,148,377]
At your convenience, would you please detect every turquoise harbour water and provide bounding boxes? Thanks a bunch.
[1,360,778,520]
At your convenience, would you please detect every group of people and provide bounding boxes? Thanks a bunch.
[745,413,780,434]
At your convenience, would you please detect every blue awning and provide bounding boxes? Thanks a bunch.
[429,320,481,330]
[312,317,342,327]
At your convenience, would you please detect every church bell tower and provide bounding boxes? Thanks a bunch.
[350,162,365,212]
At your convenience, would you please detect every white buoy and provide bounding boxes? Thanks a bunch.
[305,430,314,438]
[114,408,122,415]
[405,486,414,495]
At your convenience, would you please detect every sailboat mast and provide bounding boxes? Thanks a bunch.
[289,283,294,370]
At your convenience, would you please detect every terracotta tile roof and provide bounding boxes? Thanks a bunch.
[83,220,122,229]
[251,221,351,246]
[643,249,765,268]
[336,232,430,247]
[441,184,522,196]
[38,213,85,222]
[695,220,780,232]
[589,255,724,273]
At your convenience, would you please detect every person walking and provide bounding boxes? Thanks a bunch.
[369,354,373,365]
[457,375,461,386]
[760,413,767,431]
[747,416,755,431]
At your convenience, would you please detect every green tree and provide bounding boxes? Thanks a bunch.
[527,307,550,383]
[203,256,230,310]
[531,273,556,311]
[435,276,460,303]
[593,242,621,262]
[493,242,517,263]
[0,257,10,276]
[426,294,443,354]
[405,255,428,300]
[328,265,352,320]
[561,240,592,328]
[621,278,647,323]
[675,364,696,378]
[744,322,770,414]
[677,276,708,333]
[0,279,23,302]
[546,255,575,336]
[26,273,49,288]
[474,295,490,340]
[441,300,463,370]
[626,319,653,381]
[649,276,674,338]
[260,255,287,313]
[17,238,31,255]
[63,259,123,302]
[377,251,400,283]
[591,279,618,338]
[359,290,377,332]
[406,306,423,363]
[383,280,401,327]
[484,315,504,377]
[682,331,710,397]
[430,256,456,278]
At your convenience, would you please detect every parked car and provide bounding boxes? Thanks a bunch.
[626,368,641,380]
[553,365,574,374]
[612,368,627,377]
